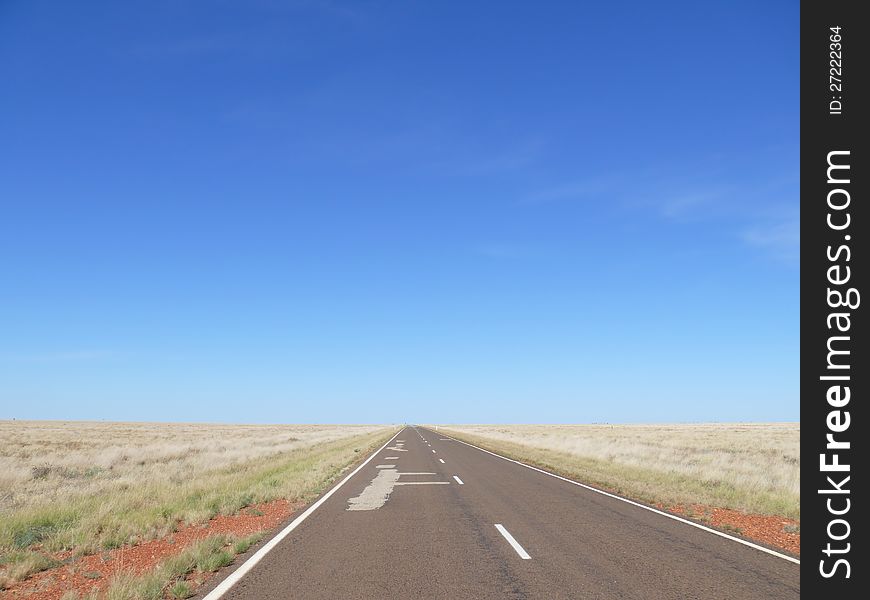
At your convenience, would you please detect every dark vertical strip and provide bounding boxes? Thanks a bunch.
[802,0,867,594]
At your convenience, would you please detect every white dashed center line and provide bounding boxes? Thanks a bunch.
[394,481,450,485]
[439,459,445,463]
[452,475,464,485]
[494,524,531,559]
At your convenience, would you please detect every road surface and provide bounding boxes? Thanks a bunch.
[200,426,800,599]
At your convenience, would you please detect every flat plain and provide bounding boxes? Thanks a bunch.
[197,426,799,600]
[437,423,800,520]
[0,421,393,592]
[0,423,800,599]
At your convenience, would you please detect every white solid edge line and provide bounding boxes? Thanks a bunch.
[201,427,404,600]
[453,475,464,485]
[430,429,800,565]
[494,524,531,559]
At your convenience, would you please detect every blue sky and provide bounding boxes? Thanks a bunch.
[0,1,798,423]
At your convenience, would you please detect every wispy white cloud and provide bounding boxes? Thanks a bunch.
[249,0,366,21]
[130,1,366,61]
[0,351,114,363]
[445,139,544,176]
[474,243,537,259]
[522,178,614,205]
[656,190,726,220]
[741,215,800,263]
[522,165,669,206]
[525,160,798,264]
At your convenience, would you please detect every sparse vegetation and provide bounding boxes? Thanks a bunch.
[0,421,394,586]
[96,534,259,600]
[232,531,264,555]
[437,424,799,520]
[720,523,744,535]
[0,549,61,588]
[168,579,193,598]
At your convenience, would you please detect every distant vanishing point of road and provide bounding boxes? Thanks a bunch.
[197,426,799,599]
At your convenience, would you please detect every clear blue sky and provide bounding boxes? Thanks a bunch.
[0,1,798,424]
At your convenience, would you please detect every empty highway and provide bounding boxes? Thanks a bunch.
[199,426,800,599]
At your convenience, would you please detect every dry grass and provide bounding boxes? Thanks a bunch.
[437,424,799,520]
[56,532,265,600]
[0,421,394,587]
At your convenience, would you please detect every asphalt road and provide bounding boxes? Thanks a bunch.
[201,426,800,599]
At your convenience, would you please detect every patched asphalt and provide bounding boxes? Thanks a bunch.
[198,426,800,599]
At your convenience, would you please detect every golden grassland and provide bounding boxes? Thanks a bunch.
[0,421,395,589]
[437,423,799,520]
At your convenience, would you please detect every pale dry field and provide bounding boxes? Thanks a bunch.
[0,421,388,513]
[0,421,394,586]
[438,424,799,520]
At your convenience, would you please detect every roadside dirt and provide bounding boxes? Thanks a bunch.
[1,497,800,599]
[660,503,800,557]
[2,499,297,600]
